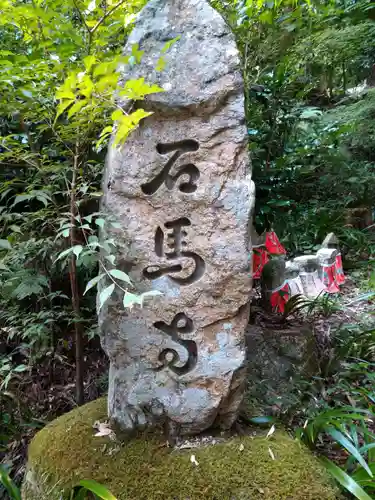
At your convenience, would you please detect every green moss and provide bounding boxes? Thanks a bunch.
[23,398,339,500]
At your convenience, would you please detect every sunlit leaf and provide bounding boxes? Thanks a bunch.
[119,78,164,100]
[0,239,11,250]
[161,35,181,53]
[67,99,87,118]
[108,269,132,285]
[113,109,153,146]
[98,283,115,311]
[72,245,83,258]
[111,109,123,121]
[95,218,105,228]
[56,90,75,100]
[130,43,144,64]
[78,480,117,500]
[84,273,105,295]
[55,99,74,121]
[83,55,96,71]
[156,56,166,72]
[123,292,142,309]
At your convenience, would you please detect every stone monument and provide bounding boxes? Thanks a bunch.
[99,0,254,437]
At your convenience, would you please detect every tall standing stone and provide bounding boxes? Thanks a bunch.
[99,0,254,436]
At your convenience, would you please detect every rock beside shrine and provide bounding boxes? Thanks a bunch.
[22,398,339,500]
[245,323,319,415]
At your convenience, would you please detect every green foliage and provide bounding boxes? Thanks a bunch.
[0,465,117,500]
[72,480,117,500]
[293,322,375,498]
[320,458,373,500]
[282,292,341,320]
[0,465,21,500]
[0,0,170,454]
[215,0,375,256]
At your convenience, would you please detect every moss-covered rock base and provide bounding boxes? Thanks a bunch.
[23,398,339,499]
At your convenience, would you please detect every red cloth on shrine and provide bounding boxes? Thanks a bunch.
[265,231,287,255]
[270,281,289,313]
[334,253,345,285]
[253,247,269,279]
[321,264,340,293]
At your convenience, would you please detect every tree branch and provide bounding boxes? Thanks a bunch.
[72,0,91,35]
[90,0,127,35]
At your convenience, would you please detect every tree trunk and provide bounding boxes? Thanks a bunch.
[69,148,84,406]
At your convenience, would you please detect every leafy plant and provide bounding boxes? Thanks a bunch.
[321,458,373,500]
[0,468,117,500]
[0,465,21,500]
[67,480,117,500]
[282,292,341,320]
[295,328,375,499]
[0,0,179,406]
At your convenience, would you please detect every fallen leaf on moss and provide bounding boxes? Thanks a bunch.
[266,425,275,439]
[93,420,114,438]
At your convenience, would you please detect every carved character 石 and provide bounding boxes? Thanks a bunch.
[141,140,200,195]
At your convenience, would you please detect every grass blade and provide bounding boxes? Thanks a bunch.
[78,480,117,500]
[321,458,373,500]
[0,466,21,500]
[352,464,375,484]
[327,427,373,477]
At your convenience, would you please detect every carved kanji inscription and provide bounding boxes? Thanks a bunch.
[141,140,200,195]
[143,217,205,285]
[154,312,197,375]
